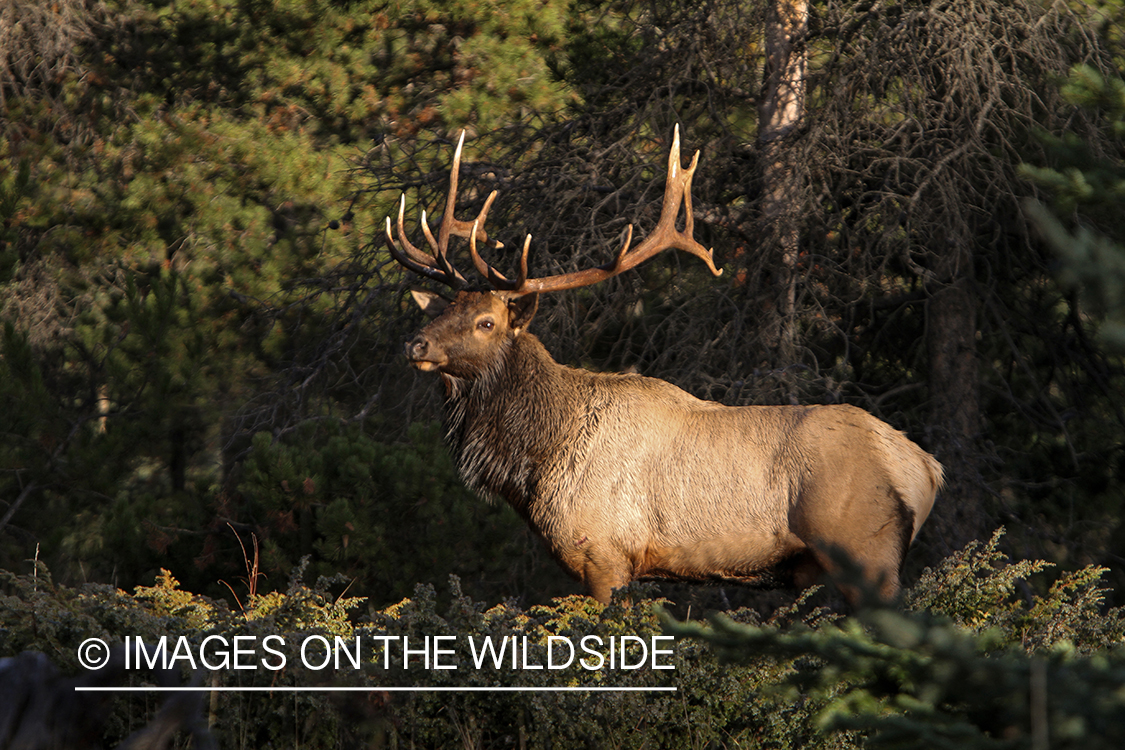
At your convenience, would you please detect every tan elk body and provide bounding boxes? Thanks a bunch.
[390,129,943,603]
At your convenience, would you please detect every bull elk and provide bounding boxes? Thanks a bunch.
[386,128,943,604]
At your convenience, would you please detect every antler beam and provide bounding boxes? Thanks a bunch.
[387,126,720,294]
[467,125,721,295]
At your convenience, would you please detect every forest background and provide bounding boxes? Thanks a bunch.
[3,0,1125,642]
[4,0,1125,746]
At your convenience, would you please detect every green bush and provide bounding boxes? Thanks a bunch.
[670,530,1125,750]
[2,530,1122,749]
[233,420,573,607]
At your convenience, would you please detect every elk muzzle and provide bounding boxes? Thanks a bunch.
[405,334,443,372]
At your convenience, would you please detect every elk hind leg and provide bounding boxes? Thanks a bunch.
[813,500,914,605]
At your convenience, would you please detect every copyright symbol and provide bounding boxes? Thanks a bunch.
[77,637,110,670]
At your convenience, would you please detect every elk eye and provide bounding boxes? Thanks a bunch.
[477,318,494,331]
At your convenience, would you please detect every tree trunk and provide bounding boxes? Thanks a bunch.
[926,242,989,552]
[758,0,808,376]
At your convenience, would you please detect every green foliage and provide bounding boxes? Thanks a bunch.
[1014,63,1125,594]
[906,529,1125,652]
[7,532,1122,749]
[1022,65,1125,351]
[674,607,1125,749]
[365,581,844,749]
[230,421,570,607]
[670,531,1125,750]
[3,530,1124,749]
[0,157,31,283]
[904,529,1053,629]
[0,0,575,598]
[0,264,229,584]
[1,0,371,590]
[0,563,834,749]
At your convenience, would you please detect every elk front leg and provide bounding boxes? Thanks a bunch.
[582,552,632,605]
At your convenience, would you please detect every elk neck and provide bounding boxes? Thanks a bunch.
[441,331,575,512]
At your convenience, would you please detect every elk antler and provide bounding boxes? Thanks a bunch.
[467,125,721,295]
[384,131,502,289]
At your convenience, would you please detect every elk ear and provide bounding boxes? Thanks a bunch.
[507,293,539,331]
[411,289,449,318]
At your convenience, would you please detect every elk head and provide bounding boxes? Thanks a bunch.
[386,126,722,372]
[404,290,538,380]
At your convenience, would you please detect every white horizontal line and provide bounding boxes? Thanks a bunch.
[74,686,676,693]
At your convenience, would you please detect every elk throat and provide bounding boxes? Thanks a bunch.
[441,334,575,513]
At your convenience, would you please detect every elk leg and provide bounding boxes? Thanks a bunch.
[803,525,907,605]
[790,551,825,591]
[582,553,631,605]
[854,492,915,602]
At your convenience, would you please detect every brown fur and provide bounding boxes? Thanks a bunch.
[406,290,943,604]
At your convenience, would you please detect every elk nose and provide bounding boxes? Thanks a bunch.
[405,335,428,360]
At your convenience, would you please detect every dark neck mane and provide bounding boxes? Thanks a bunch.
[442,333,572,509]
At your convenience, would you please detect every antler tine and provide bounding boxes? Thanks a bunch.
[385,130,503,289]
[469,221,530,290]
[435,132,502,250]
[385,215,466,287]
[489,125,720,296]
[438,132,467,251]
[420,209,465,284]
[517,234,531,288]
[606,125,720,277]
[393,195,434,267]
[385,195,467,287]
